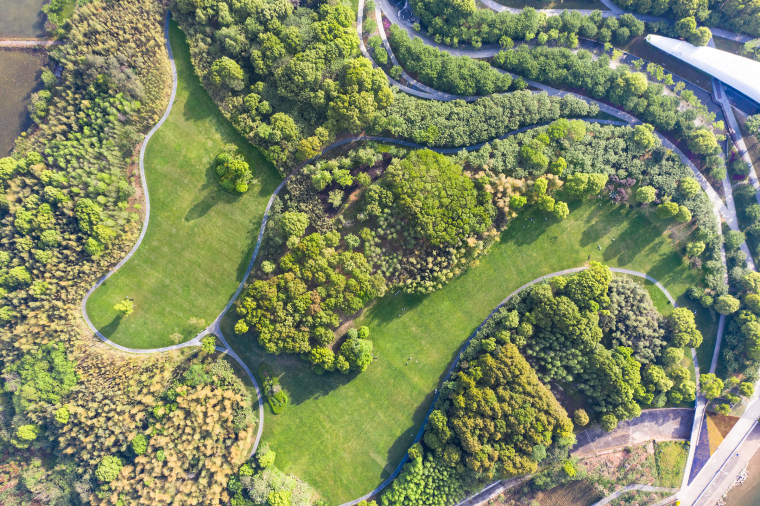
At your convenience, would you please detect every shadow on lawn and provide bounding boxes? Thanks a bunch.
[381,392,436,478]
[99,314,123,338]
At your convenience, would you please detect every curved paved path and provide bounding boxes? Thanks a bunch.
[77,13,268,458]
[81,3,756,498]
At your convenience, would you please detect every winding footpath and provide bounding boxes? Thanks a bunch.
[79,3,760,503]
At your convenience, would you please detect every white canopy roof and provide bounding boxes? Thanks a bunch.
[646,34,760,105]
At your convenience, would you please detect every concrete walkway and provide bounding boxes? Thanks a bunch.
[0,39,64,47]
[572,408,694,457]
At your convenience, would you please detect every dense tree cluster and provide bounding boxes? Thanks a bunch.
[383,90,598,148]
[426,343,573,479]
[602,277,667,364]
[493,265,697,421]
[615,0,760,38]
[388,25,512,96]
[381,451,465,506]
[494,46,718,138]
[235,230,385,367]
[384,150,493,246]
[407,3,648,48]
[171,0,393,174]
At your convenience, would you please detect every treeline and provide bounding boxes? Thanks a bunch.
[388,25,512,96]
[407,1,708,48]
[0,1,260,504]
[614,0,760,38]
[382,90,598,147]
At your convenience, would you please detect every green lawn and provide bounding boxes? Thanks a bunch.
[223,199,716,504]
[86,22,280,349]
[655,441,689,487]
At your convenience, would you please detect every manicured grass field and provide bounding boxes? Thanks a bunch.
[86,22,280,348]
[223,199,716,504]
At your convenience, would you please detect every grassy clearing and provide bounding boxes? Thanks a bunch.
[224,198,714,504]
[655,441,688,487]
[85,22,280,348]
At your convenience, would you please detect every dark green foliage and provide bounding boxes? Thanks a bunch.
[431,343,573,477]
[381,453,465,506]
[602,277,667,364]
[4,343,77,414]
[494,46,690,136]
[384,150,493,246]
[388,25,512,96]
[171,0,392,174]
[235,232,385,358]
[383,90,598,148]
[214,145,256,193]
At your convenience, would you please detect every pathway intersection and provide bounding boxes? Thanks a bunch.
[78,3,760,504]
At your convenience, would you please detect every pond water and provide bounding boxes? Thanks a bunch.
[0,0,49,39]
[0,49,46,156]
[726,449,760,506]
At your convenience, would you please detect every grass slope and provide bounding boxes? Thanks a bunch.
[86,22,280,348]
[223,199,717,504]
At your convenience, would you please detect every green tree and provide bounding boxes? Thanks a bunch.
[383,150,492,246]
[636,186,656,203]
[687,128,719,155]
[573,409,589,426]
[676,205,692,223]
[656,202,679,219]
[700,373,724,399]
[210,56,246,90]
[95,456,123,482]
[280,212,309,238]
[114,299,135,317]
[201,335,216,353]
[601,413,618,432]
[715,295,741,315]
[686,241,705,256]
[131,434,148,455]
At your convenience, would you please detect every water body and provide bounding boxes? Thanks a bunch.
[0,0,48,39]
[0,49,46,156]
[726,449,760,506]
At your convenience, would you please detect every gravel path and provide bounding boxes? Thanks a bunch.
[592,484,678,506]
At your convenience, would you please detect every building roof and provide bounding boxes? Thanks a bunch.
[646,34,760,105]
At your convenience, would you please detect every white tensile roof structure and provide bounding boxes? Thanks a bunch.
[646,34,760,105]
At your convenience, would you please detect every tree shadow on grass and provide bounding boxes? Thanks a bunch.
[363,290,426,327]
[98,314,123,339]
